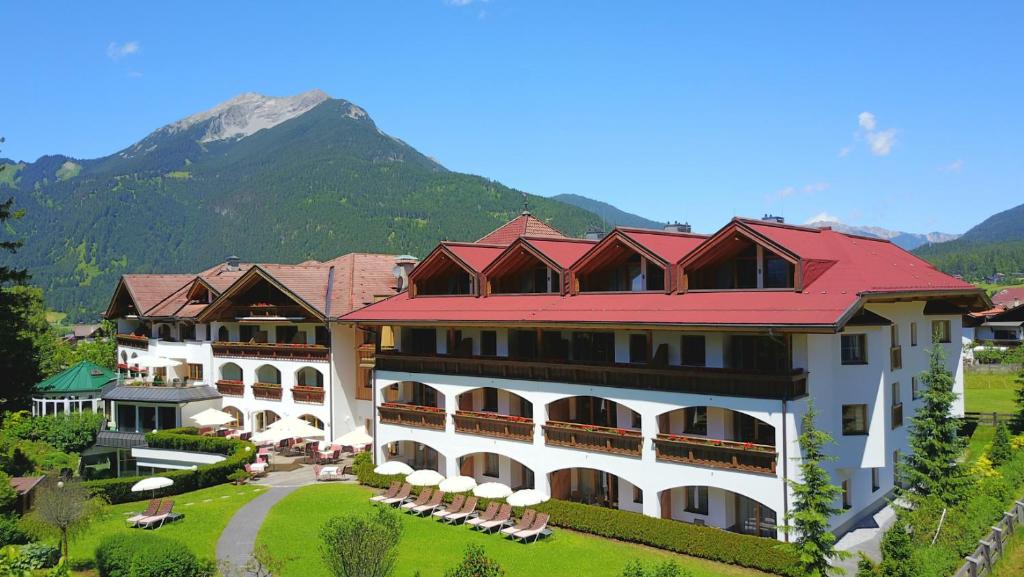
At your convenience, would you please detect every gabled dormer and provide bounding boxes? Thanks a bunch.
[185,277,218,305]
[196,266,326,323]
[104,278,142,319]
[482,238,566,295]
[407,243,504,297]
[569,229,681,294]
[679,219,803,291]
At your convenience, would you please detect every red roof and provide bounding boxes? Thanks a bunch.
[444,243,506,272]
[476,214,566,245]
[522,237,597,269]
[992,287,1024,308]
[618,228,707,264]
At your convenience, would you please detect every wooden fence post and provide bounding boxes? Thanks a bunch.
[992,526,1004,558]
[965,556,978,577]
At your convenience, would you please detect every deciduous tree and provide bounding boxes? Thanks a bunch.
[444,544,505,577]
[28,478,104,560]
[320,507,402,577]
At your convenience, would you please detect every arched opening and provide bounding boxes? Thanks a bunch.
[120,350,128,363]
[296,367,324,388]
[217,325,230,342]
[546,396,639,430]
[254,410,280,432]
[382,381,445,409]
[456,387,532,417]
[255,365,281,385]
[383,440,446,473]
[657,486,777,538]
[299,414,324,430]
[457,451,535,490]
[219,362,243,382]
[548,467,644,513]
[223,406,244,429]
[654,407,777,473]
[157,324,172,341]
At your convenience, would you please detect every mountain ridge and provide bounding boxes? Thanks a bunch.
[804,219,959,251]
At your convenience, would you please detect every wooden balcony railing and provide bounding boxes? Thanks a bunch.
[453,411,534,442]
[378,403,446,430]
[116,334,149,350]
[215,380,244,396]
[252,382,283,401]
[375,352,807,400]
[231,304,310,319]
[292,385,325,404]
[653,434,777,474]
[212,341,329,362]
[358,343,377,368]
[542,421,643,457]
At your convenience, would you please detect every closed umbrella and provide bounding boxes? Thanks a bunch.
[507,489,549,507]
[406,469,444,487]
[439,475,477,493]
[374,461,414,476]
[332,426,373,447]
[131,476,174,498]
[190,408,236,428]
[473,482,513,499]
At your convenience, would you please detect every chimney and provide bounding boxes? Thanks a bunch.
[664,221,692,234]
[584,228,605,241]
[762,214,784,224]
[392,255,419,292]
[225,255,240,272]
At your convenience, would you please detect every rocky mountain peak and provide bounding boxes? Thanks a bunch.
[165,89,332,143]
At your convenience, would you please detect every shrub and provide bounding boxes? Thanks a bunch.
[17,542,59,569]
[0,472,16,513]
[352,452,403,489]
[0,514,29,547]
[96,533,214,577]
[444,544,505,577]
[0,412,106,453]
[620,559,691,577]
[320,507,403,577]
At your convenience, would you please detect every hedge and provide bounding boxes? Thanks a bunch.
[84,428,255,504]
[96,533,214,577]
[354,452,799,576]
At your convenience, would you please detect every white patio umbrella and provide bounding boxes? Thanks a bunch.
[373,461,414,476]
[507,489,549,507]
[406,469,445,487]
[140,356,181,369]
[439,475,477,493]
[190,408,236,428]
[251,416,326,444]
[332,426,373,447]
[131,476,174,498]
[473,482,513,499]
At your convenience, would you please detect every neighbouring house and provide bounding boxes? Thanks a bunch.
[31,360,117,416]
[991,287,1024,310]
[63,323,102,344]
[342,213,988,541]
[8,476,44,514]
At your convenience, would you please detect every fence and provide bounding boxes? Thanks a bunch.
[966,363,1022,374]
[963,412,1016,426]
[954,500,1024,577]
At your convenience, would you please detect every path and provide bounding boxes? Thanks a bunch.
[834,503,897,574]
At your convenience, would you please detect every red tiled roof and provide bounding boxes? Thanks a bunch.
[121,275,194,315]
[476,214,566,245]
[618,228,707,264]
[992,288,1024,308]
[522,238,597,269]
[444,243,506,272]
[9,476,44,495]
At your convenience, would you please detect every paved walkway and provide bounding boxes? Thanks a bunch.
[834,504,897,574]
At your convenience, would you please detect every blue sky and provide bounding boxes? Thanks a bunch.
[3,1,1022,235]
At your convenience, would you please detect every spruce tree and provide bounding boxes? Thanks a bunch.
[786,401,849,576]
[900,333,969,505]
[989,422,1013,466]
[876,519,917,577]
[1013,365,1024,434]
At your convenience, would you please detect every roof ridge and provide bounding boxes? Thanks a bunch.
[736,217,824,233]
[617,226,709,238]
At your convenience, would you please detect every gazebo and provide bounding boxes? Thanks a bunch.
[32,360,117,416]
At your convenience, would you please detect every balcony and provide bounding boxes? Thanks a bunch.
[215,380,244,397]
[453,411,534,442]
[212,341,329,362]
[231,304,310,320]
[358,343,377,368]
[374,352,807,400]
[653,434,777,474]
[252,382,283,401]
[116,334,149,350]
[378,403,446,430]
[292,385,325,404]
[542,421,643,457]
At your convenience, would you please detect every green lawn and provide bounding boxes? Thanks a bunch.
[964,371,1018,414]
[68,483,266,566]
[256,484,770,577]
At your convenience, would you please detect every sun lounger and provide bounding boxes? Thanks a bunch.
[474,504,512,532]
[381,483,413,506]
[443,496,479,524]
[370,481,402,503]
[401,488,433,511]
[511,512,551,543]
[126,499,161,527]
[137,500,177,529]
[433,494,466,519]
[500,509,536,537]
[463,502,500,528]
[412,490,445,515]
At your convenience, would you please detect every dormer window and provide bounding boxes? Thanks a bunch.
[577,251,665,292]
[688,237,794,290]
[415,259,475,295]
[491,263,559,293]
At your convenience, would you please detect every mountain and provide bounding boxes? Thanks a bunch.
[0,90,607,320]
[551,193,665,230]
[913,203,1024,279]
[804,219,959,251]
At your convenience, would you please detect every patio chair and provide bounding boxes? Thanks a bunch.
[462,501,499,527]
[239,431,252,441]
[432,494,466,519]
[125,499,162,527]
[370,481,402,503]
[500,509,536,537]
[511,513,551,543]
[442,497,479,524]
[400,488,433,511]
[411,491,445,516]
[380,483,413,506]
[474,504,513,533]
[136,500,175,529]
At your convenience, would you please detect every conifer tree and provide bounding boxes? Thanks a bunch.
[1013,365,1024,434]
[876,519,917,577]
[989,422,1013,466]
[786,401,849,576]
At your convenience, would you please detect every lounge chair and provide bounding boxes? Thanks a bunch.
[125,499,161,527]
[401,488,433,511]
[380,483,412,506]
[411,490,445,516]
[443,496,479,524]
[463,502,500,528]
[433,495,466,519]
[137,500,176,529]
[500,509,536,537]
[474,504,513,532]
[370,481,402,503]
[511,512,551,543]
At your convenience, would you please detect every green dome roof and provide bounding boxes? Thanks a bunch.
[36,361,116,395]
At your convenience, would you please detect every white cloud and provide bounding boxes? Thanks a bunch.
[107,41,140,60]
[766,182,830,203]
[940,159,964,172]
[853,111,897,156]
[858,111,876,131]
[804,212,841,224]
[837,146,851,158]
[803,182,830,193]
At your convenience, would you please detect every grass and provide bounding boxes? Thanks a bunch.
[966,424,996,463]
[256,484,770,577]
[964,371,1019,414]
[993,522,1024,576]
[67,483,266,566]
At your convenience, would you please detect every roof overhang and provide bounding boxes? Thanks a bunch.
[195,265,326,323]
[407,243,483,297]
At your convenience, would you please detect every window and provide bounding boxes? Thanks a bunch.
[684,406,708,435]
[188,363,203,381]
[315,326,331,346]
[632,411,642,429]
[633,486,643,504]
[891,324,900,347]
[841,479,851,510]
[680,335,706,366]
[841,334,867,365]
[890,324,902,370]
[404,328,437,354]
[180,324,196,341]
[912,376,919,400]
[481,331,497,356]
[842,404,868,435]
[484,453,499,478]
[276,325,298,344]
[239,325,257,343]
[763,253,794,288]
[872,468,880,492]
[571,332,615,362]
[932,320,952,343]
[483,388,498,412]
[217,325,230,342]
[158,406,177,430]
[629,334,648,363]
[891,382,903,429]
[509,330,538,359]
[684,486,709,515]
[910,322,918,346]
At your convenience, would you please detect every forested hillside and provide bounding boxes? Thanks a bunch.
[551,193,664,230]
[914,203,1024,279]
[0,94,604,320]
